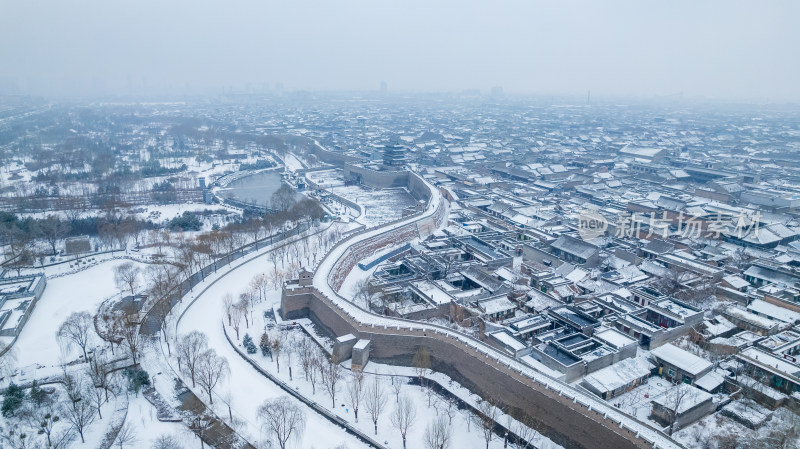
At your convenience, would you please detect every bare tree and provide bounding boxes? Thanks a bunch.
[653,267,692,297]
[442,397,458,425]
[114,262,141,295]
[188,416,213,449]
[236,295,251,329]
[347,370,365,422]
[257,396,306,449]
[1,421,44,448]
[271,331,285,373]
[364,377,388,435]
[662,383,693,436]
[86,380,105,419]
[151,300,174,355]
[39,215,69,255]
[284,331,296,381]
[474,398,499,449]
[195,349,229,404]
[297,337,315,382]
[763,409,800,449]
[390,374,404,403]
[271,184,297,212]
[56,311,93,362]
[24,387,65,448]
[61,377,95,443]
[151,434,183,449]
[351,279,379,310]
[390,395,417,449]
[320,354,342,408]
[177,331,208,388]
[307,346,322,395]
[230,304,243,340]
[250,273,270,303]
[424,415,452,449]
[512,413,540,449]
[116,313,141,365]
[268,251,282,286]
[412,346,431,386]
[115,421,137,449]
[222,293,234,326]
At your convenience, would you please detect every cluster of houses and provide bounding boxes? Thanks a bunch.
[294,99,800,437]
[351,145,800,434]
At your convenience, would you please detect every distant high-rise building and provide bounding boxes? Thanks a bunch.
[382,144,405,168]
[380,81,388,93]
[491,86,503,96]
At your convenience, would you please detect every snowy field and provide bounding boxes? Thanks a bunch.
[16,202,237,231]
[336,186,417,228]
[5,259,148,382]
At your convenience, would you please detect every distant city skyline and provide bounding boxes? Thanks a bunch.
[1,0,798,102]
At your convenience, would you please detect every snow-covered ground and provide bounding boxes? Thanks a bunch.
[4,259,149,384]
[603,376,672,425]
[305,169,417,228]
[154,217,558,449]
[283,152,307,172]
[124,395,190,448]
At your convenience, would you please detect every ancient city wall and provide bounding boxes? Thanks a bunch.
[343,163,409,189]
[326,170,444,292]
[282,287,655,449]
[307,143,361,166]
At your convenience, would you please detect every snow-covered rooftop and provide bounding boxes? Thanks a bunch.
[650,343,712,376]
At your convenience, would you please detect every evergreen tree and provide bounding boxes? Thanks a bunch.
[124,368,150,397]
[1,383,25,417]
[29,380,46,405]
[244,334,257,354]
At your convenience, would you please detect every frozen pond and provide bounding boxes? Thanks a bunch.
[217,170,285,206]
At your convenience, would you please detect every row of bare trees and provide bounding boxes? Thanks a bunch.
[246,321,545,449]
[1,189,327,276]
[174,331,230,405]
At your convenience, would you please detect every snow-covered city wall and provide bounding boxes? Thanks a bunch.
[300,171,681,449]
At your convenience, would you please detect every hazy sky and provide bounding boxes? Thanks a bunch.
[1,0,798,100]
